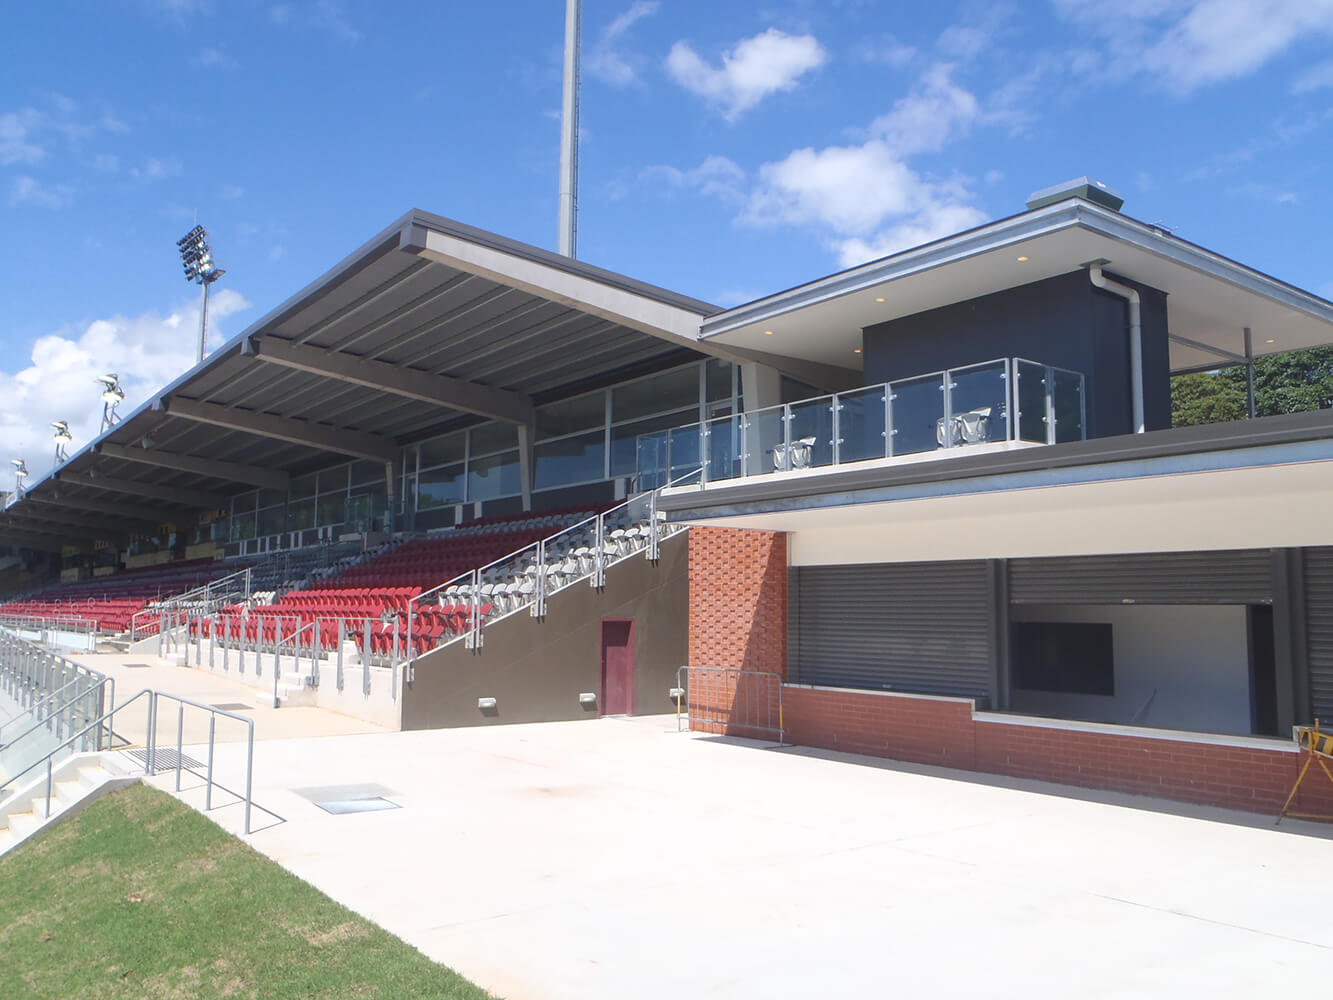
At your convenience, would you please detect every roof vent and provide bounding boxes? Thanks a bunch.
[1025,177,1124,212]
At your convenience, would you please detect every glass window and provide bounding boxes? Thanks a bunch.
[610,409,698,476]
[468,450,520,501]
[258,488,286,508]
[317,493,346,526]
[419,430,466,469]
[536,391,606,440]
[230,514,255,542]
[780,375,820,404]
[469,422,518,458]
[258,506,286,536]
[706,359,734,403]
[613,365,700,423]
[290,473,317,500]
[349,460,383,486]
[318,464,348,494]
[287,498,316,531]
[232,492,257,514]
[417,464,465,510]
[535,430,606,490]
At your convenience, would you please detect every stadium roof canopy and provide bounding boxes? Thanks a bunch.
[0,210,853,549]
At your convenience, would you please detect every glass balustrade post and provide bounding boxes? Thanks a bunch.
[885,384,895,458]
[1045,364,1056,445]
[831,395,841,466]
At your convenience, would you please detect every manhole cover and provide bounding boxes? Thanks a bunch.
[313,796,400,815]
[209,703,252,712]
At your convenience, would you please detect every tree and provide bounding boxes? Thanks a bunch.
[1171,346,1333,427]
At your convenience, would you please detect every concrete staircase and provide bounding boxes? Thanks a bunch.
[0,752,138,856]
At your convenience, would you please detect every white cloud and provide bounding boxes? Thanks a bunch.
[1294,60,1333,92]
[658,64,988,268]
[271,1,359,42]
[587,1,660,86]
[130,157,182,182]
[871,64,980,155]
[8,175,75,209]
[1055,0,1333,93]
[667,28,826,121]
[0,109,46,165]
[0,289,251,482]
[193,47,239,70]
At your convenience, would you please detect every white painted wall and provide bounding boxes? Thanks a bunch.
[1008,604,1253,736]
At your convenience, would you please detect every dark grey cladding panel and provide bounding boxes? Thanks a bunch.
[1008,550,1274,605]
[793,560,992,699]
[1304,547,1333,721]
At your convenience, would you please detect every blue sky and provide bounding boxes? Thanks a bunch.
[2,0,1332,477]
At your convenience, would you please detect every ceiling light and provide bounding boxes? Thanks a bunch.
[1265,338,1275,344]
[853,348,862,354]
[875,297,885,303]
[1016,256,1029,262]
[763,329,774,336]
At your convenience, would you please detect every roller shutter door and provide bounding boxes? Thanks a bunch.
[1305,548,1333,721]
[793,561,992,699]
[1009,550,1272,605]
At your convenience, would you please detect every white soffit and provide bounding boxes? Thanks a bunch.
[696,458,1333,563]
[703,202,1333,374]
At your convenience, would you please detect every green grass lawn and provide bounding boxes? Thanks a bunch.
[0,783,495,999]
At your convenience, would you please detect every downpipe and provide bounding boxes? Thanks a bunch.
[1087,263,1144,434]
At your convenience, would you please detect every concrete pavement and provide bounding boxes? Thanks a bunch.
[150,714,1333,1000]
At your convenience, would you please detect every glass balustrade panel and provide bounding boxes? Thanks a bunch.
[635,431,669,491]
[702,415,743,483]
[664,424,702,483]
[787,397,835,470]
[836,386,888,463]
[1014,359,1049,444]
[743,405,788,476]
[1052,368,1086,443]
[890,373,946,455]
[947,360,1010,447]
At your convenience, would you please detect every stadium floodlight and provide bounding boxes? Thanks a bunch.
[11,459,28,500]
[52,421,72,464]
[97,373,125,433]
[176,224,226,365]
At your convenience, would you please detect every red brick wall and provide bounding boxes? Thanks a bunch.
[688,527,787,677]
[772,683,1333,817]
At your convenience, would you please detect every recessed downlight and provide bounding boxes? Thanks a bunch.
[875,296,885,303]
[853,348,862,354]
[763,329,774,336]
[1016,256,1029,262]
[1265,338,1275,344]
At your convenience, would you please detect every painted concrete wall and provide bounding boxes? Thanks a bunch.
[1009,604,1252,735]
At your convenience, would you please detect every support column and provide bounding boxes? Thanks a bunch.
[1244,327,1256,420]
[518,421,535,513]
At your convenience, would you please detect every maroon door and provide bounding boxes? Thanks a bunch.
[600,619,635,716]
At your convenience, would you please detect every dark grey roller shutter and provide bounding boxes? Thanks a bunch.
[793,561,992,699]
[1009,550,1272,605]
[1305,548,1333,721]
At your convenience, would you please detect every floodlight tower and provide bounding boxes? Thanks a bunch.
[176,224,226,364]
[557,0,581,258]
[10,459,28,501]
[52,421,72,465]
[97,374,125,433]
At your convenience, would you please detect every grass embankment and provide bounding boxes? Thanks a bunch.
[0,783,494,999]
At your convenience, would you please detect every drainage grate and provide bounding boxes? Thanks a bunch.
[313,796,400,816]
[122,663,151,669]
[209,703,253,712]
[123,748,205,770]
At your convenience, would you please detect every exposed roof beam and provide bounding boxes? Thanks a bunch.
[162,397,399,463]
[54,470,226,510]
[0,532,68,552]
[1169,332,1248,365]
[97,442,290,491]
[26,493,175,525]
[0,514,115,541]
[246,337,536,425]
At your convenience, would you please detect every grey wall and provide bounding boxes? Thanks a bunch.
[401,532,688,729]
[862,270,1171,438]
[1009,604,1252,735]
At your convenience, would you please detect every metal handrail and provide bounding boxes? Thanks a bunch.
[0,688,153,803]
[405,468,701,661]
[130,565,254,641]
[0,674,114,747]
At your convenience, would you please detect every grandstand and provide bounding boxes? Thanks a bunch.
[0,209,812,727]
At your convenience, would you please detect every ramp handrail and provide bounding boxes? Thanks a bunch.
[0,674,114,747]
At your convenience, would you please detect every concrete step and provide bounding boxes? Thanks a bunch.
[7,809,37,840]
